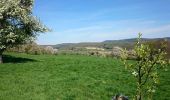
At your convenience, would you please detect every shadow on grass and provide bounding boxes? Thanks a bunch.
[2,55,37,63]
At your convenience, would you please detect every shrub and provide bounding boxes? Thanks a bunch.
[121,33,169,100]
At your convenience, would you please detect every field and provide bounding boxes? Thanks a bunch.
[0,53,170,100]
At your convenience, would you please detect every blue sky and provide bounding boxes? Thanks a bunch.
[33,0,170,45]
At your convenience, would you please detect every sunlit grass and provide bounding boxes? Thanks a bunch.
[0,53,169,100]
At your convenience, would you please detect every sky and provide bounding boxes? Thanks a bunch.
[33,0,170,45]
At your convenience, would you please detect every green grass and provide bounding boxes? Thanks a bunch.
[0,53,170,100]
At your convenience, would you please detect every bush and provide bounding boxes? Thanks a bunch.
[121,33,169,100]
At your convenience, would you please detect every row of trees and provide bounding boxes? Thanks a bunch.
[7,42,58,55]
[56,40,170,60]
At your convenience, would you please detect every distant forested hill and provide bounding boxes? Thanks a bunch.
[50,37,170,50]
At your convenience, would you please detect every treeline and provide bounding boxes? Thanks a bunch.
[145,39,170,59]
[56,40,170,59]
[54,38,170,51]
[7,42,58,55]
[7,40,170,59]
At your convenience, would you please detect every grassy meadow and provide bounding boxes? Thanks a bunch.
[0,53,170,100]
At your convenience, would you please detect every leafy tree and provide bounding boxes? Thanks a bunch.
[121,33,169,100]
[0,0,49,63]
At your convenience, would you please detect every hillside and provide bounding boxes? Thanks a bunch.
[53,37,170,50]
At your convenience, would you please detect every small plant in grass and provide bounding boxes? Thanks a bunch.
[121,33,169,100]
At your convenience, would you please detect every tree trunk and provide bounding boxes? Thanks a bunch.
[0,50,4,64]
[137,65,142,100]
[136,86,142,100]
[137,90,142,100]
[0,54,3,63]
